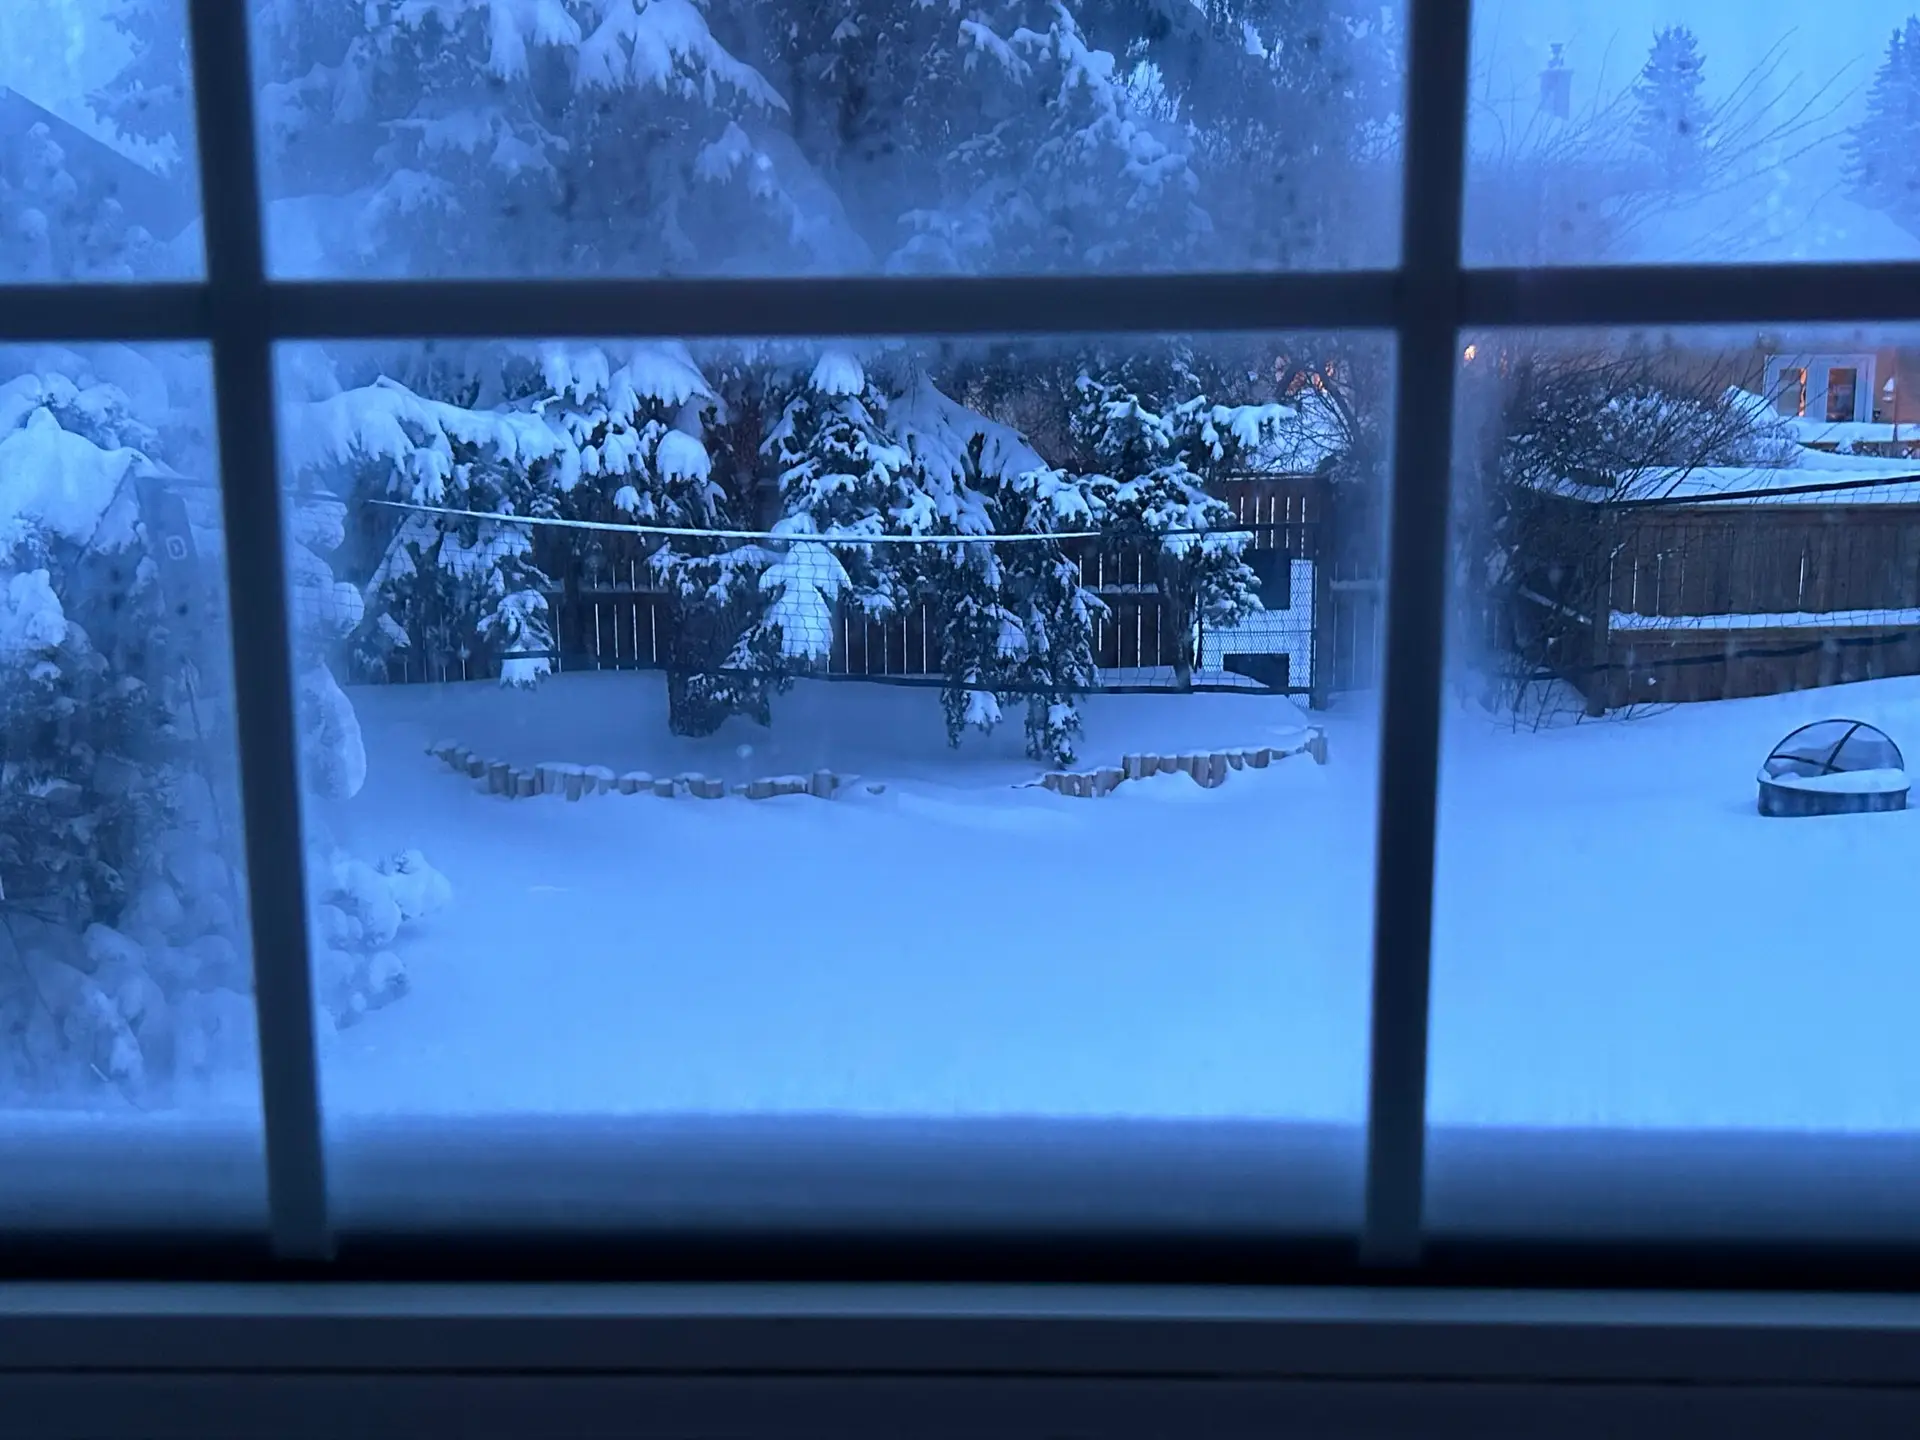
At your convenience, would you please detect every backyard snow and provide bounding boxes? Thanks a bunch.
[291,669,1920,1133]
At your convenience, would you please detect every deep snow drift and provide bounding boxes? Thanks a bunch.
[304,668,1920,1133]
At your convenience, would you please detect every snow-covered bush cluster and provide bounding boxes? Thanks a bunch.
[310,845,451,1033]
[0,345,263,1105]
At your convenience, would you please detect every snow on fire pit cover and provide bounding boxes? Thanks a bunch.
[1757,719,1909,817]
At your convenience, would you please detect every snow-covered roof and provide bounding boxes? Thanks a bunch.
[1634,449,1920,507]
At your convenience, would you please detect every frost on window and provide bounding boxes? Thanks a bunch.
[248,0,1407,277]
[0,343,255,1114]
[0,0,200,282]
[1466,2,1920,267]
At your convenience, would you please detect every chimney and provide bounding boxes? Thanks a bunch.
[1540,43,1571,120]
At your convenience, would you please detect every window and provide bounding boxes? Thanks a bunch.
[9,0,1920,1322]
[1774,364,1808,417]
[1828,365,1861,422]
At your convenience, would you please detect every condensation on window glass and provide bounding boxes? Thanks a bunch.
[249,1,1407,280]
[0,1,201,283]
[0,339,263,1225]
[278,332,1388,1162]
[1433,324,1920,1138]
[1466,1,1920,266]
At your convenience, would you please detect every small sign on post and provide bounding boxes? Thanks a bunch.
[135,475,230,704]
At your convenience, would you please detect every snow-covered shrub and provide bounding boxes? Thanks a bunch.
[307,844,450,1032]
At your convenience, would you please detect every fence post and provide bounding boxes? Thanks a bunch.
[1586,507,1616,717]
[1310,536,1333,710]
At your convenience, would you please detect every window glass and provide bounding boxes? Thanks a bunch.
[0,1,202,282]
[1772,366,1807,418]
[277,331,1389,1231]
[0,340,264,1232]
[1467,1,1920,266]
[1432,325,1920,1232]
[1828,366,1860,423]
[248,1,1407,280]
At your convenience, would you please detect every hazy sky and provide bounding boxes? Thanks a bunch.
[1473,0,1918,121]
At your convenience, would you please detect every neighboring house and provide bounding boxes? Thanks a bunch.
[1752,347,1920,456]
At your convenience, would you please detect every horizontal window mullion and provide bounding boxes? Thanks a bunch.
[260,273,1399,340]
[1462,263,1920,330]
[0,284,210,342]
[11,264,1920,346]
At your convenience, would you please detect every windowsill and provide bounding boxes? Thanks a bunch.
[3,1276,1920,1384]
[10,1115,1920,1264]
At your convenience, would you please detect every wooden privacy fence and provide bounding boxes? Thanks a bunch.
[350,476,1391,700]
[1531,497,1920,708]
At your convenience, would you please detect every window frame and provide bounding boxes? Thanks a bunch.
[6,0,1920,1309]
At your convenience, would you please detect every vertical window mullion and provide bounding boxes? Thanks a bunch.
[1362,0,1472,1268]
[186,0,332,1262]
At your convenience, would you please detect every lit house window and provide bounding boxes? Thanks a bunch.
[1765,354,1875,425]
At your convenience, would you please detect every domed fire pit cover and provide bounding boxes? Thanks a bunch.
[1757,719,1908,817]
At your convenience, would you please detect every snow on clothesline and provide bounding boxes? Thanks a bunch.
[365,497,1266,544]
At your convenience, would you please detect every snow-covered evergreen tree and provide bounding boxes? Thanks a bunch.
[757,348,919,664]
[1633,26,1709,186]
[91,0,195,177]
[892,0,1206,273]
[598,343,781,735]
[1848,18,1920,237]
[1138,0,1402,269]
[890,372,1105,764]
[1070,362,1276,690]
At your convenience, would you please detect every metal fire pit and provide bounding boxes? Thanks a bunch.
[1757,719,1909,818]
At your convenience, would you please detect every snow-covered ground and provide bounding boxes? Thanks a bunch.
[309,669,1920,1133]
[315,674,1375,1121]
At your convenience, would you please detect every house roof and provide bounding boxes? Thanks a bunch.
[1632,455,1920,507]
